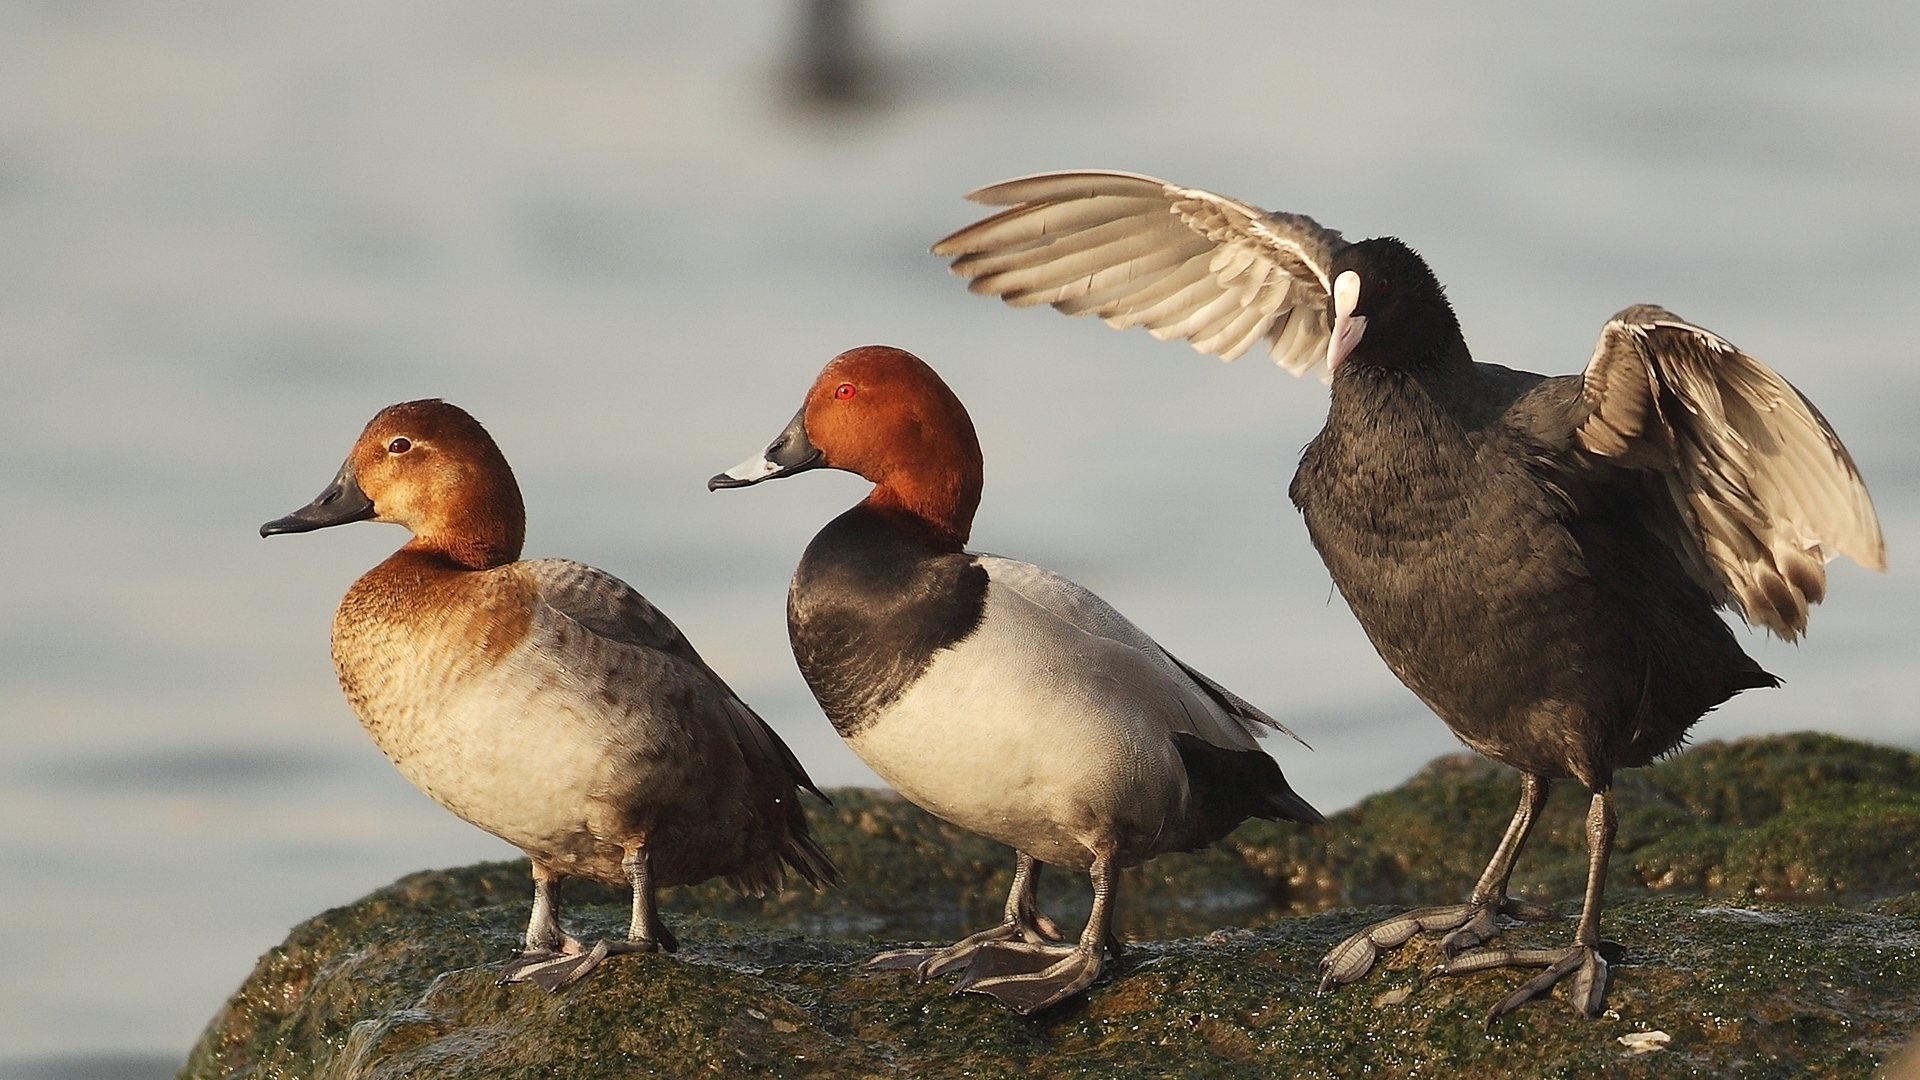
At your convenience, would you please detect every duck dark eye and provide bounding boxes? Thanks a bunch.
[387,437,412,454]
[834,383,856,400]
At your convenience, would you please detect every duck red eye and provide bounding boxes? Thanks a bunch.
[387,437,412,454]
[834,383,856,400]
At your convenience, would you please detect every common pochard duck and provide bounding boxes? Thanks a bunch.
[710,347,1323,1014]
[935,170,1884,1024]
[263,399,837,990]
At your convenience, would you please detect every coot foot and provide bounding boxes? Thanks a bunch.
[1317,896,1555,992]
[1435,942,1616,1026]
[1438,790,1626,1025]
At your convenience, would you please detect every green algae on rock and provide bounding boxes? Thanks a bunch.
[184,734,1920,1078]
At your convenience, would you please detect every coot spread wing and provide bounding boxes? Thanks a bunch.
[1572,305,1884,638]
[934,170,1347,373]
[937,172,1884,1025]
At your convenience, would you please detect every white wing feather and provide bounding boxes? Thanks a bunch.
[934,170,1347,375]
[1575,307,1885,639]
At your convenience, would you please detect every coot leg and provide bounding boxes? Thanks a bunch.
[867,852,1064,981]
[956,853,1118,1014]
[1318,773,1556,991]
[1438,790,1618,1026]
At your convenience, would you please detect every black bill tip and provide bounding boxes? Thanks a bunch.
[261,463,377,537]
[710,407,823,492]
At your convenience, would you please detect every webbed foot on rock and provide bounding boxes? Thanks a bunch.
[866,909,1063,982]
[498,935,668,992]
[956,943,1104,1015]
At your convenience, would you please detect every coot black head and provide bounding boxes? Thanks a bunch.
[936,168,1886,1027]
[1325,238,1463,373]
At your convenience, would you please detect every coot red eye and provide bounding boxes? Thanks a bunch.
[834,383,856,400]
[388,437,412,454]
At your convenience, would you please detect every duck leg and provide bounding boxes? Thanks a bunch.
[1319,772,1557,992]
[503,844,676,992]
[867,852,1064,980]
[497,862,589,985]
[1435,789,1616,1026]
[954,853,1118,1015]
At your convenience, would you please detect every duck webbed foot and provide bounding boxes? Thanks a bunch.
[1317,895,1556,990]
[867,852,1063,982]
[502,936,670,992]
[957,941,1106,1015]
[497,933,586,987]
[499,845,677,992]
[955,853,1119,1015]
[867,917,1063,980]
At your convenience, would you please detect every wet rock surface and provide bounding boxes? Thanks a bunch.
[184,734,1920,1078]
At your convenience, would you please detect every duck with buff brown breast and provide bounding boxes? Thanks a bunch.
[263,399,838,991]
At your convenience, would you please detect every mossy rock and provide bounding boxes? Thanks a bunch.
[184,734,1920,1078]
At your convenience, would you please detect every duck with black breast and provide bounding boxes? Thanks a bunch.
[710,346,1324,1014]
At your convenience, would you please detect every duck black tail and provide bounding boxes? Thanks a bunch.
[1172,733,1325,852]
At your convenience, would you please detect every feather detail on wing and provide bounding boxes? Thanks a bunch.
[519,559,829,802]
[933,170,1348,378]
[976,555,1307,750]
[1573,306,1885,639]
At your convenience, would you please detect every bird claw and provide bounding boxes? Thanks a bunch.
[1428,943,1612,1027]
[1319,900,1518,992]
[866,916,1063,982]
[1317,932,1380,992]
[1438,905,1502,958]
[959,946,1104,1015]
[497,936,664,992]
[1480,944,1609,1027]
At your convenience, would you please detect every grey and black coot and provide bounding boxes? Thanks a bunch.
[934,171,1886,1024]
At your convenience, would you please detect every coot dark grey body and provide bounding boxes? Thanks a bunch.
[934,170,1884,1024]
[1293,352,1777,790]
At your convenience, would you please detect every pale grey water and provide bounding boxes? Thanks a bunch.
[0,0,1915,1068]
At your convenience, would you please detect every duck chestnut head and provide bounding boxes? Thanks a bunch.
[711,346,983,546]
[261,399,525,569]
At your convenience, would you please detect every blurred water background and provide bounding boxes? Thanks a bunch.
[1,1,1915,1073]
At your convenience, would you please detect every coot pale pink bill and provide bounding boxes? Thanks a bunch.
[935,171,1885,1024]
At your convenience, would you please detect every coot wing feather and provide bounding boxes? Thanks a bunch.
[1571,306,1885,639]
[934,170,1348,375]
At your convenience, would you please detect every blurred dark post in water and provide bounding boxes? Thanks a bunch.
[792,0,879,109]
